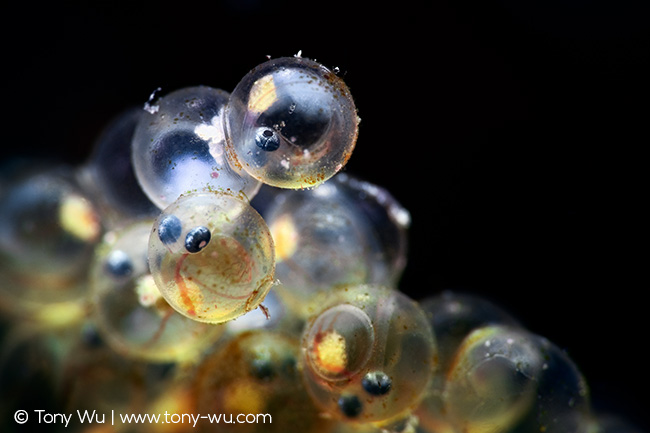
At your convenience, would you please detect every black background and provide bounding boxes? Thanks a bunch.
[2,0,649,430]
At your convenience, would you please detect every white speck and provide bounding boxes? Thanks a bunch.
[485,340,491,347]
[506,338,514,345]
[294,50,302,58]
[312,182,336,198]
[144,87,162,114]
[280,159,290,170]
[333,66,340,74]
[391,207,411,228]
[194,113,225,144]
[144,102,159,114]
[103,231,118,244]
[542,363,549,370]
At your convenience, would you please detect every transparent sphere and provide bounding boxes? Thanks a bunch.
[332,173,410,286]
[192,329,334,433]
[90,220,224,362]
[260,173,410,315]
[78,106,158,229]
[224,56,359,189]
[264,183,371,311]
[443,325,544,433]
[131,86,261,209]
[300,285,437,426]
[0,164,102,308]
[416,292,521,433]
[148,192,275,324]
[509,334,592,433]
[420,291,521,374]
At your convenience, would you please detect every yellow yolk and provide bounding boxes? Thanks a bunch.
[135,274,163,308]
[248,74,277,114]
[314,330,347,375]
[270,214,298,262]
[59,194,101,241]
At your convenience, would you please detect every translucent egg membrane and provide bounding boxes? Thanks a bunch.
[148,192,275,324]
[300,284,437,426]
[224,56,359,189]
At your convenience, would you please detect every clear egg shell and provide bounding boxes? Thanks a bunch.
[260,174,410,316]
[0,164,103,311]
[77,106,159,229]
[224,56,359,189]
[442,325,544,433]
[332,173,410,287]
[300,285,437,427]
[131,86,261,210]
[415,291,521,433]
[508,334,592,433]
[420,291,521,375]
[148,192,275,324]
[265,183,371,312]
[90,219,225,363]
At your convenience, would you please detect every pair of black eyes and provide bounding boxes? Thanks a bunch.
[158,214,211,253]
[338,371,392,418]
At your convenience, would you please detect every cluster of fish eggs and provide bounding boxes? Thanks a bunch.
[0,56,644,433]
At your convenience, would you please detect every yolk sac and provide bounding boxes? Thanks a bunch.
[305,303,375,382]
[158,214,182,245]
[184,226,211,253]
